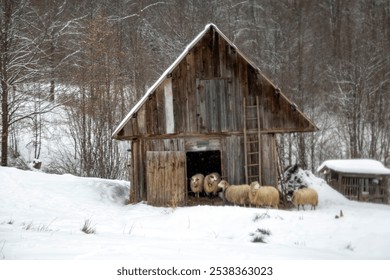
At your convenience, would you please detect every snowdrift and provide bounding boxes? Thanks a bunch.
[1,166,390,260]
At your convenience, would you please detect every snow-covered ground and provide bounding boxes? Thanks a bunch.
[1,166,390,260]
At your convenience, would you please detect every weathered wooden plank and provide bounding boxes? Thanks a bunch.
[223,135,244,185]
[163,78,174,134]
[260,134,277,187]
[202,30,212,78]
[138,139,146,200]
[186,51,197,132]
[205,80,215,132]
[220,79,228,132]
[155,85,165,135]
[185,137,221,151]
[218,35,226,78]
[196,79,206,132]
[212,27,220,78]
[146,151,186,206]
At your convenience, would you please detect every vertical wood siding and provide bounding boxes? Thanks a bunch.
[122,26,314,138]
[146,151,186,206]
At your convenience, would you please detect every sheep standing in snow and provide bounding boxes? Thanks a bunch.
[292,186,318,210]
[248,181,279,209]
[203,172,221,197]
[217,180,250,206]
[190,173,204,198]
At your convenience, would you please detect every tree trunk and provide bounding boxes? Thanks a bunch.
[1,80,8,166]
[0,0,11,166]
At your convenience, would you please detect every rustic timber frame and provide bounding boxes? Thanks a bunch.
[112,24,318,206]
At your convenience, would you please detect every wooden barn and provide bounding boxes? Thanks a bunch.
[317,159,390,203]
[112,24,317,206]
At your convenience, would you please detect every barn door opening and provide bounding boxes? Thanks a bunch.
[186,150,221,197]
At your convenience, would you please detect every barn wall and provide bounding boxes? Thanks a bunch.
[130,133,278,205]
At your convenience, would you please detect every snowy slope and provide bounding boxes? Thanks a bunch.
[1,166,390,260]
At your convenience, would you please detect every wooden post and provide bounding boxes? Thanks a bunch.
[256,95,262,185]
[243,97,248,184]
[272,134,278,187]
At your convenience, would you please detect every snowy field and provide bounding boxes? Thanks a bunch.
[1,166,390,260]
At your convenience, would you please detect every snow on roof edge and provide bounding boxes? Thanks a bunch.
[317,159,390,175]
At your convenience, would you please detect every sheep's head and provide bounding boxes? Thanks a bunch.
[250,181,260,189]
[217,180,229,191]
[208,172,220,182]
[191,174,204,185]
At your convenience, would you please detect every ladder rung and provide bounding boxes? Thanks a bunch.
[248,152,259,155]
[247,163,259,167]
[246,117,258,121]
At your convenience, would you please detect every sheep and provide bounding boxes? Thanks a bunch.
[203,172,221,197]
[292,187,318,210]
[217,180,250,206]
[248,181,279,209]
[190,173,204,198]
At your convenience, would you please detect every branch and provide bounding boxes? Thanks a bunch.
[9,101,64,127]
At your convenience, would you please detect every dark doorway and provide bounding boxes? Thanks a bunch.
[186,150,221,196]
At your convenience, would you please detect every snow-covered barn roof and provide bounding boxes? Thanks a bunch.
[317,159,390,175]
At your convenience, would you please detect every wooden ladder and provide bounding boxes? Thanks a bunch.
[243,96,262,185]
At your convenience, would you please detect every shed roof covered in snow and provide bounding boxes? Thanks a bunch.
[317,159,390,175]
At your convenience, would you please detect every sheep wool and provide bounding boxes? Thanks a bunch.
[292,187,318,210]
[248,181,279,208]
[218,180,250,206]
[190,173,204,198]
[204,172,221,196]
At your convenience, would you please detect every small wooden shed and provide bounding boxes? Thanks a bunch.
[317,159,390,203]
[112,24,317,206]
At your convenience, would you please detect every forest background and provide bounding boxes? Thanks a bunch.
[1,0,389,180]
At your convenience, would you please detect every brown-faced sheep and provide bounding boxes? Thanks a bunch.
[292,187,318,210]
[204,172,221,197]
[217,180,250,206]
[248,181,279,209]
[190,173,204,198]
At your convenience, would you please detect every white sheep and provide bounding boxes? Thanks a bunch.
[190,173,204,198]
[248,181,279,209]
[292,187,318,210]
[204,172,221,197]
[217,180,250,206]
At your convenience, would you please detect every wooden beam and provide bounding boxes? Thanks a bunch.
[243,97,248,184]
[256,95,262,185]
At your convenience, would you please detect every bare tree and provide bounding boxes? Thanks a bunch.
[0,0,43,166]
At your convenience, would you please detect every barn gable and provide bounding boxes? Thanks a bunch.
[112,24,318,206]
[112,24,317,140]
